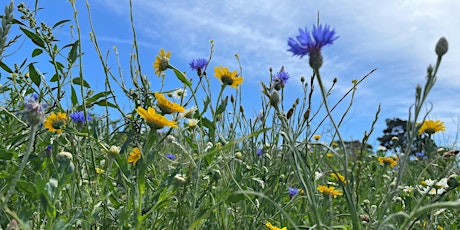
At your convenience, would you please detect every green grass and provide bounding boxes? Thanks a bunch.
[0,1,459,229]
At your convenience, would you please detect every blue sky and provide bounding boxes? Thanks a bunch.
[5,0,460,148]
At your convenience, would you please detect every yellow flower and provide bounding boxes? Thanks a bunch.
[214,66,243,88]
[95,167,105,174]
[153,48,171,77]
[326,152,334,157]
[136,106,178,129]
[154,92,185,114]
[44,112,67,134]
[317,185,343,198]
[378,156,398,168]
[265,221,287,230]
[418,120,445,135]
[313,134,321,141]
[128,147,141,166]
[331,172,347,184]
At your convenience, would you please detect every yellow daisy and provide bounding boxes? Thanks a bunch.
[331,172,347,184]
[136,106,178,129]
[153,48,171,77]
[43,112,67,134]
[378,156,398,168]
[313,134,321,141]
[154,92,185,114]
[317,185,343,198]
[418,120,445,135]
[214,66,243,88]
[265,221,287,230]
[128,147,141,166]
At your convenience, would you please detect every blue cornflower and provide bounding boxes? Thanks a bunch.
[256,148,263,157]
[189,58,208,75]
[166,153,176,160]
[288,24,338,69]
[415,152,428,160]
[70,111,92,123]
[288,187,299,198]
[272,66,290,90]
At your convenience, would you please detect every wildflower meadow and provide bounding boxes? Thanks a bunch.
[1,1,459,229]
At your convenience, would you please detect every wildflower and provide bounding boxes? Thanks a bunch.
[128,147,141,166]
[95,167,105,174]
[189,58,208,75]
[69,111,92,124]
[187,118,199,128]
[272,66,289,90]
[401,185,414,193]
[377,146,387,151]
[288,187,299,198]
[56,151,73,164]
[108,145,121,156]
[153,48,171,77]
[21,94,47,125]
[287,24,339,69]
[154,92,185,114]
[265,221,287,230]
[331,172,347,184]
[136,106,178,129]
[178,106,198,119]
[314,171,324,180]
[214,66,243,89]
[317,185,343,198]
[418,120,445,135]
[313,134,321,141]
[174,174,187,184]
[326,152,334,157]
[418,178,449,195]
[256,148,263,157]
[235,151,243,159]
[44,112,67,134]
[378,156,398,168]
[171,88,188,100]
[166,153,176,160]
[415,152,427,160]
[45,145,53,157]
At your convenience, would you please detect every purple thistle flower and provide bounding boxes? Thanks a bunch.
[287,24,339,58]
[189,58,208,75]
[256,148,263,157]
[70,111,92,123]
[288,187,299,198]
[166,153,176,160]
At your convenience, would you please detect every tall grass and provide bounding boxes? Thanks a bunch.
[0,1,459,229]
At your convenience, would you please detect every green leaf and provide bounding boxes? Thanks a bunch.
[0,61,13,73]
[52,19,71,29]
[71,86,78,107]
[32,48,43,57]
[28,64,41,87]
[95,100,117,108]
[173,69,192,87]
[0,149,15,160]
[67,40,79,64]
[72,77,90,88]
[20,27,45,48]
[216,96,228,115]
[40,193,56,218]
[86,91,111,105]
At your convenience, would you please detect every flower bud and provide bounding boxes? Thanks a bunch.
[235,151,243,159]
[56,151,73,164]
[109,145,121,156]
[435,37,448,57]
[309,50,323,69]
[269,90,280,108]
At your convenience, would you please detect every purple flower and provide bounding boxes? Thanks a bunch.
[272,66,290,90]
[415,152,428,160]
[256,148,263,157]
[70,111,92,123]
[166,153,176,160]
[22,94,47,125]
[189,58,208,75]
[288,187,299,198]
[287,24,339,58]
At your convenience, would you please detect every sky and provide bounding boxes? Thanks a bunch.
[4,0,460,149]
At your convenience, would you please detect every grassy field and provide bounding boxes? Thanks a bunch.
[0,1,459,229]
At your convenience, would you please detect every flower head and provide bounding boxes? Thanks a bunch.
[187,118,199,128]
[166,153,176,160]
[256,148,263,157]
[418,120,445,135]
[178,106,198,119]
[331,172,347,184]
[56,151,73,164]
[44,112,67,134]
[214,66,243,89]
[154,92,185,114]
[288,187,299,198]
[265,221,287,230]
[189,58,208,75]
[272,66,289,90]
[109,145,121,156]
[153,48,171,77]
[378,156,398,168]
[69,111,92,124]
[21,94,47,125]
[317,185,343,198]
[313,134,321,141]
[171,88,188,100]
[288,24,338,69]
[136,106,178,129]
[128,147,142,166]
